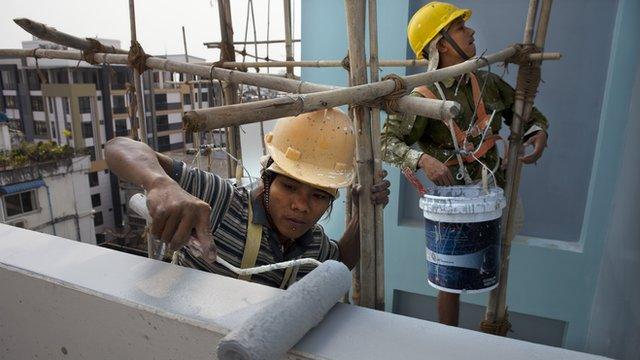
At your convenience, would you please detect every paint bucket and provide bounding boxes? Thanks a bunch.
[419,186,506,294]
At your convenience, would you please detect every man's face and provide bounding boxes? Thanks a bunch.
[267,174,332,240]
[442,18,476,61]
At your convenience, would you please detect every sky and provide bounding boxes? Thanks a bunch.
[1,0,301,73]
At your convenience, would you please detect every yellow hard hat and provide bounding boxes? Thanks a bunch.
[407,1,472,59]
[264,108,356,194]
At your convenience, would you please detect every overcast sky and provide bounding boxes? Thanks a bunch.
[1,0,301,73]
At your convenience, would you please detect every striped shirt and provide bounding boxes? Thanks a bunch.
[169,160,340,288]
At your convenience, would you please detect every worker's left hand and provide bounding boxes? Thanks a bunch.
[351,169,391,208]
[520,130,548,164]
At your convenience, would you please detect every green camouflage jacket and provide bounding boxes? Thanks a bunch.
[381,70,548,187]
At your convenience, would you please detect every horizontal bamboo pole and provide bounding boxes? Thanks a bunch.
[204,38,301,47]
[183,46,520,130]
[200,52,561,69]
[182,93,460,131]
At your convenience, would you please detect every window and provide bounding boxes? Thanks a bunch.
[31,96,44,111]
[79,97,91,114]
[34,121,48,137]
[3,190,38,218]
[82,122,93,139]
[50,123,56,138]
[62,98,70,114]
[156,115,169,131]
[47,97,53,111]
[157,135,171,152]
[112,95,126,114]
[115,119,128,137]
[1,70,17,90]
[88,172,99,187]
[110,68,128,90]
[185,131,193,144]
[91,193,101,207]
[183,93,191,105]
[27,70,46,90]
[4,96,17,109]
[93,211,103,226]
[54,70,69,84]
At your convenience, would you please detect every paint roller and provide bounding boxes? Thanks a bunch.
[129,193,352,360]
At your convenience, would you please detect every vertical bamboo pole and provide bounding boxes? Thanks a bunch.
[483,0,552,331]
[368,0,385,311]
[128,0,147,144]
[345,0,377,309]
[182,26,201,169]
[217,0,243,179]
[283,0,294,78]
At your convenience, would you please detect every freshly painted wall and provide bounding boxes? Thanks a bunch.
[301,0,639,355]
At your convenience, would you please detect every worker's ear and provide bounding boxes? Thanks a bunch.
[436,38,449,55]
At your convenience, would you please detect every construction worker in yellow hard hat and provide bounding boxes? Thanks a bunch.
[382,2,550,325]
[106,108,390,289]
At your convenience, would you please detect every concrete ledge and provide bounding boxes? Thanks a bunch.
[0,224,607,359]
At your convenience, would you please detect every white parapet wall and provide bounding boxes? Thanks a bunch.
[0,224,608,360]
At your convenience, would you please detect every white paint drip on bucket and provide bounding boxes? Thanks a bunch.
[419,186,506,294]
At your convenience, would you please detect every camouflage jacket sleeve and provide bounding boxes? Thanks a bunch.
[381,92,429,171]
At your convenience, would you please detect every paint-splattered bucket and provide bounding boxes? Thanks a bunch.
[419,186,506,294]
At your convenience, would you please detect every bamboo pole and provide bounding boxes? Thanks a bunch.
[345,0,377,310]
[483,0,553,334]
[216,0,243,180]
[183,92,459,131]
[204,39,300,47]
[283,0,294,78]
[200,53,561,69]
[182,25,201,169]
[368,0,385,311]
[128,0,148,144]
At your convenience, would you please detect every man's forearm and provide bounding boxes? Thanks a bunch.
[104,137,173,190]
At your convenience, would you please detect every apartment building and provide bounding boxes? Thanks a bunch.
[0,38,222,245]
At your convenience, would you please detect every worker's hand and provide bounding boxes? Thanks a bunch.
[419,154,455,186]
[350,170,391,209]
[146,177,216,259]
[520,130,548,164]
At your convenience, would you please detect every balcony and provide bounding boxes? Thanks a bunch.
[0,224,606,360]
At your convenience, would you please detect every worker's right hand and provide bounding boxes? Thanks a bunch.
[419,154,455,186]
[146,177,216,259]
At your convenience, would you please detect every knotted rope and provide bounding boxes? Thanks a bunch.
[31,49,48,84]
[480,312,512,336]
[127,40,150,74]
[82,38,108,66]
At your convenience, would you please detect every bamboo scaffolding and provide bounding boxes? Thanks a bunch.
[216,0,243,180]
[10,18,539,123]
[128,0,148,144]
[368,0,385,311]
[283,0,294,78]
[201,53,561,69]
[482,0,553,334]
[345,0,376,310]
[182,25,201,169]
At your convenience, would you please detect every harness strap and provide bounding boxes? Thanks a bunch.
[239,193,299,289]
[413,73,498,164]
[239,195,263,281]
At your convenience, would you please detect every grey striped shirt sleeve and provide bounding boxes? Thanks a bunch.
[170,160,235,233]
[313,225,341,262]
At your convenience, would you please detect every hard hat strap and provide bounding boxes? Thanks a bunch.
[440,28,471,61]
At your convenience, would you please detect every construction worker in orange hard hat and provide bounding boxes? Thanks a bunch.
[106,108,390,289]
